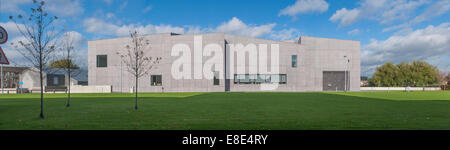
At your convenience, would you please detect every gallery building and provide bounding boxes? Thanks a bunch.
[88,33,360,92]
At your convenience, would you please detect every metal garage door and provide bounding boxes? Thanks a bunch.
[323,71,349,91]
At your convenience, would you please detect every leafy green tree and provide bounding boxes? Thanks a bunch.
[397,62,412,86]
[50,59,79,69]
[369,62,399,87]
[369,61,439,87]
[410,61,438,86]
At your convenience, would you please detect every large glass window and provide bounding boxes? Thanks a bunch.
[213,71,219,85]
[151,75,162,86]
[234,74,287,84]
[96,55,107,67]
[292,55,297,68]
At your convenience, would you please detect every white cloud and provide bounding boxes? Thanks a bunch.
[119,1,128,11]
[279,0,329,17]
[60,31,88,68]
[348,29,360,35]
[83,18,120,36]
[0,36,29,66]
[379,0,428,24]
[216,17,276,38]
[83,17,188,37]
[1,29,88,67]
[62,31,86,49]
[362,22,450,75]
[269,28,300,41]
[0,22,25,38]
[115,24,185,37]
[330,0,430,27]
[185,25,211,34]
[329,8,360,27]
[142,5,153,13]
[412,0,450,24]
[0,0,29,14]
[83,17,290,40]
[383,0,450,32]
[106,13,115,19]
[45,0,84,16]
[0,0,84,17]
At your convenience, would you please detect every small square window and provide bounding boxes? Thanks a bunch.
[151,75,162,86]
[97,55,107,67]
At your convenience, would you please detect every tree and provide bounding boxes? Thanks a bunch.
[446,74,450,85]
[49,32,80,108]
[9,0,60,119]
[368,62,399,87]
[435,72,448,89]
[368,61,439,87]
[50,58,79,108]
[410,61,438,86]
[116,30,161,110]
[397,62,413,86]
[50,59,79,70]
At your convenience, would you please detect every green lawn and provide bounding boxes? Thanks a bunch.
[0,91,449,130]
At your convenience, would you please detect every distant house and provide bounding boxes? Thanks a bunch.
[360,76,368,87]
[1,66,87,93]
[0,67,27,90]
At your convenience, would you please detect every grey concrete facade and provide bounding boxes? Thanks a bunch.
[88,33,360,92]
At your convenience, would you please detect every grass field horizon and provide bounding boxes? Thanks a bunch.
[1,91,449,130]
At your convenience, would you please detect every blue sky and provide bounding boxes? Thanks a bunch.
[1,0,449,76]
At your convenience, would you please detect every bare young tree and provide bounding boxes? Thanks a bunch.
[436,72,448,86]
[50,32,81,108]
[116,30,161,110]
[9,0,60,119]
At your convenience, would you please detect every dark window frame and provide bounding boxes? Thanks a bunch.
[96,55,108,67]
[213,71,220,85]
[292,55,297,68]
[233,74,287,84]
[151,75,162,86]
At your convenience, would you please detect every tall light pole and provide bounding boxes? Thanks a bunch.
[344,55,350,92]
[116,52,124,93]
[120,57,123,93]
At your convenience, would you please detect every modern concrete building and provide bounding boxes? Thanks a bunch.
[88,33,360,92]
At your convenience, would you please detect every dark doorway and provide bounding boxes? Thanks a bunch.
[323,71,349,91]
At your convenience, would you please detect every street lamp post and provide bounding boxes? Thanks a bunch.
[344,55,350,92]
[116,53,124,93]
[120,58,123,93]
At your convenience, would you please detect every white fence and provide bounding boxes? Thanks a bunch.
[360,87,441,91]
[70,85,112,93]
[1,85,112,94]
[0,88,19,94]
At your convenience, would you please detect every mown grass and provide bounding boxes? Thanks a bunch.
[0,91,449,130]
